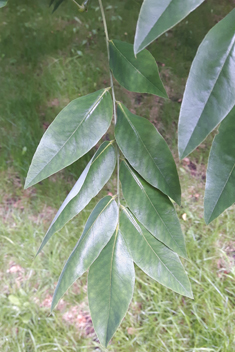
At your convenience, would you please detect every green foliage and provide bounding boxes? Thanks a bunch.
[115,103,181,204]
[109,40,167,97]
[204,107,235,224]
[178,8,235,223]
[1,0,235,347]
[134,0,205,54]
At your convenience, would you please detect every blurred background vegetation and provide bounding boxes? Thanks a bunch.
[1,0,235,351]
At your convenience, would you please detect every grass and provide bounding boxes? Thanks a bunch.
[1,0,235,351]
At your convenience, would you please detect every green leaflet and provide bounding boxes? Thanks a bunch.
[120,208,193,298]
[52,196,118,310]
[134,0,204,54]
[88,229,135,347]
[204,106,235,224]
[0,0,7,8]
[25,88,112,188]
[37,141,116,254]
[109,40,167,98]
[115,103,181,204]
[178,9,235,159]
[120,161,187,258]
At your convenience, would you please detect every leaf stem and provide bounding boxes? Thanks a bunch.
[98,0,120,205]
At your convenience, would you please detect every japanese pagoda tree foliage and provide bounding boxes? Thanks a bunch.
[1,0,235,347]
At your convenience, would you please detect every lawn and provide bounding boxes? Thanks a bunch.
[0,0,235,351]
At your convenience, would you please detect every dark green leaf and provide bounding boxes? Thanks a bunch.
[178,9,235,159]
[25,88,112,188]
[88,229,135,347]
[115,103,181,204]
[37,141,116,254]
[204,106,235,224]
[0,0,7,8]
[120,161,186,258]
[120,208,192,298]
[109,40,167,98]
[50,0,66,12]
[134,0,205,54]
[52,196,118,310]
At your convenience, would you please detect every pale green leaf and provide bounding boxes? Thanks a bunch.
[0,0,7,8]
[134,0,205,54]
[178,9,235,159]
[25,88,112,188]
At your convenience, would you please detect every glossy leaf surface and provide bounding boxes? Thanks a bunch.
[0,0,7,8]
[88,230,135,347]
[52,196,118,310]
[204,107,235,224]
[25,88,112,188]
[115,103,181,204]
[120,208,192,298]
[37,142,116,254]
[120,161,186,258]
[109,40,167,98]
[134,0,204,54]
[178,9,235,159]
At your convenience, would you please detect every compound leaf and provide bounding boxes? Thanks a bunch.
[120,161,186,258]
[115,103,181,204]
[120,208,192,298]
[52,196,118,310]
[88,229,135,347]
[178,9,235,159]
[109,40,167,98]
[37,141,116,254]
[25,88,112,188]
[205,106,235,224]
[134,0,204,54]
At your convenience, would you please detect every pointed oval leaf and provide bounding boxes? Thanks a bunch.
[37,141,116,254]
[120,161,186,258]
[25,88,112,188]
[134,0,204,54]
[204,107,235,224]
[88,230,135,347]
[178,9,235,159]
[109,40,167,98]
[0,0,7,8]
[51,196,118,310]
[115,103,181,204]
[120,208,192,298]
